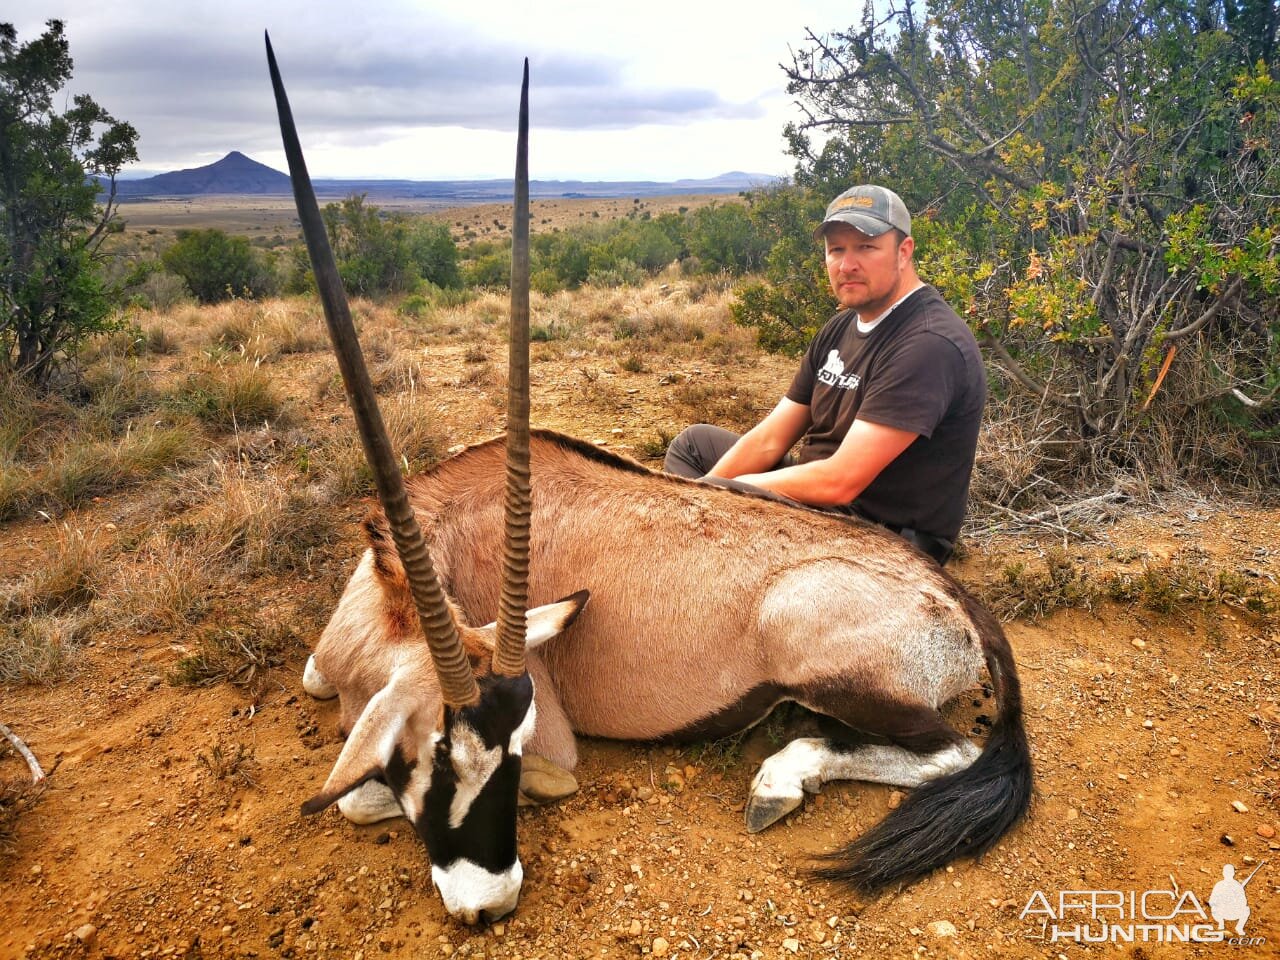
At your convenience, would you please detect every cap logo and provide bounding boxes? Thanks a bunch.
[834,196,876,210]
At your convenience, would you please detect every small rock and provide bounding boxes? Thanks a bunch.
[782,937,800,953]
[1259,824,1276,839]
[1066,807,1078,820]
[887,790,904,810]
[1232,800,1250,814]
[652,936,670,956]
[1131,638,1146,650]
[1142,720,1154,729]
[73,925,97,944]
[926,921,958,938]
[447,444,466,455]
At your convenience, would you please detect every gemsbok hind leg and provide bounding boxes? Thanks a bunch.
[745,699,978,833]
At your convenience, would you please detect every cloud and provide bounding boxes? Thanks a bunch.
[9,0,824,177]
[59,19,757,140]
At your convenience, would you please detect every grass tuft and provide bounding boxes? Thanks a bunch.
[2,526,100,617]
[196,740,258,788]
[0,613,89,685]
[172,618,299,690]
[173,360,286,430]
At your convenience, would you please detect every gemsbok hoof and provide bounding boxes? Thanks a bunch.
[745,766,805,833]
[518,754,579,806]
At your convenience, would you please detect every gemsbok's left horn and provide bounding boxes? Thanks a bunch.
[265,32,478,708]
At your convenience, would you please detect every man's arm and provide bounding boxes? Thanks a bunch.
[735,417,918,507]
[706,398,813,480]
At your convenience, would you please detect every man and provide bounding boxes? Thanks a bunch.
[664,184,985,565]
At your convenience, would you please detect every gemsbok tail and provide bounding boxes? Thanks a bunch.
[814,595,1032,892]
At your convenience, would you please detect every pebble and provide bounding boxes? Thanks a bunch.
[782,937,800,953]
[887,790,904,810]
[1258,824,1276,839]
[629,920,642,937]
[926,921,958,938]
[652,936,670,956]
[1131,638,1146,650]
[1232,800,1250,813]
[73,925,97,944]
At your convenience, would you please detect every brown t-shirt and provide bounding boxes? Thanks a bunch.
[785,286,985,542]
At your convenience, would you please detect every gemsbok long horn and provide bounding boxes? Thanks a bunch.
[492,60,531,678]
[265,32,479,707]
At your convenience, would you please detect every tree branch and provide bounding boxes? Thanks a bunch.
[981,335,1052,399]
[1159,275,1244,342]
[1,721,46,784]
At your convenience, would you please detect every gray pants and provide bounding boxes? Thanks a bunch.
[663,424,953,565]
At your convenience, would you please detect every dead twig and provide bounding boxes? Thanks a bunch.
[0,722,46,784]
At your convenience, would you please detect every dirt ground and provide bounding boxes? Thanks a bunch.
[1,289,1278,959]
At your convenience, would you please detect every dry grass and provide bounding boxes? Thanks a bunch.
[178,462,335,575]
[1,526,99,617]
[1,425,199,521]
[96,538,213,634]
[173,358,287,431]
[172,618,299,691]
[323,391,450,497]
[195,739,258,788]
[979,546,1279,624]
[667,381,764,433]
[0,613,89,685]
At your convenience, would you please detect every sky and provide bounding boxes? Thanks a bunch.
[12,0,862,182]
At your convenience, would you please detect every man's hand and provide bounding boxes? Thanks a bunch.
[735,418,918,507]
[707,398,812,480]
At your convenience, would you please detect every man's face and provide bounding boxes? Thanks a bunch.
[824,223,913,315]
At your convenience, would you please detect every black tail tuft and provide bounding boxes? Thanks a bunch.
[811,711,1031,892]
[813,596,1032,893]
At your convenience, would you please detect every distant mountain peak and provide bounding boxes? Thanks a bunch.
[114,152,291,197]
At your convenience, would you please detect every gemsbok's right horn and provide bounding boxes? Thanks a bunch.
[492,60,531,679]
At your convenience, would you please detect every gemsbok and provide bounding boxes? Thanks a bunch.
[267,38,1032,925]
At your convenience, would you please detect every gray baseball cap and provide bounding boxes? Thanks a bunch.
[814,185,912,241]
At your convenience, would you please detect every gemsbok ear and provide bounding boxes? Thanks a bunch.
[526,590,589,647]
[473,590,590,652]
[301,667,419,815]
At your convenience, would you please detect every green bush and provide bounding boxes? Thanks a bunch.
[162,229,276,303]
[685,203,770,274]
[319,194,461,297]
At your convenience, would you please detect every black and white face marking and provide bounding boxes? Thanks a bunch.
[398,672,536,925]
